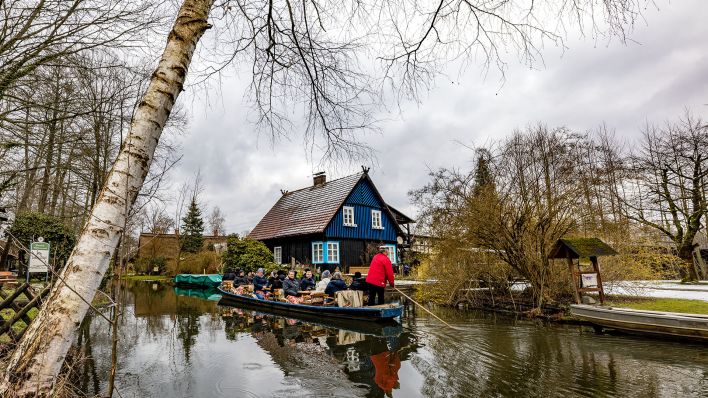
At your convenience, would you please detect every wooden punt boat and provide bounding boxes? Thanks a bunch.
[571,304,708,342]
[220,298,404,338]
[217,287,403,323]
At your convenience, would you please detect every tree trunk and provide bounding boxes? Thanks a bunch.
[0,1,214,395]
[692,246,707,280]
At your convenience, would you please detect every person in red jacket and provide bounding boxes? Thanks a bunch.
[366,246,395,305]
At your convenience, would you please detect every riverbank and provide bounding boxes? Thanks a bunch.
[120,274,171,282]
[605,296,708,314]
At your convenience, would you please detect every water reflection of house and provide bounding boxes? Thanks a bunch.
[136,231,228,262]
[248,170,414,273]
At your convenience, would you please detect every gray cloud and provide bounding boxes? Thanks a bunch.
[167,0,708,234]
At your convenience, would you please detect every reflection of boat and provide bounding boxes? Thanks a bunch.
[220,300,403,338]
[173,287,222,301]
[217,288,403,321]
[571,304,708,342]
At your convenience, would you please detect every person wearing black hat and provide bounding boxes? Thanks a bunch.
[349,271,367,291]
[222,268,236,281]
[268,269,286,289]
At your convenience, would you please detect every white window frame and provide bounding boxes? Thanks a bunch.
[326,242,340,263]
[343,206,356,227]
[274,246,282,264]
[371,210,383,229]
[312,242,324,263]
[383,244,396,264]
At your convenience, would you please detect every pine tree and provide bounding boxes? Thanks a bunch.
[473,148,495,197]
[180,197,204,253]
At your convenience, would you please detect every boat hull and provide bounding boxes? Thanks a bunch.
[571,304,708,342]
[217,287,403,322]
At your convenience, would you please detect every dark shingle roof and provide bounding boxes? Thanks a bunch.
[248,173,364,240]
[549,238,618,259]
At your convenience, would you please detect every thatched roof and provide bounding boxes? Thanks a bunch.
[549,238,618,259]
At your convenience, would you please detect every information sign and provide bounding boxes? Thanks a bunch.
[29,241,51,273]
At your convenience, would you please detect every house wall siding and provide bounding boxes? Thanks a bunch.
[324,180,397,242]
[264,235,323,266]
[264,236,393,272]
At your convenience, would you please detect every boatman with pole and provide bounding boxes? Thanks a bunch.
[366,246,395,305]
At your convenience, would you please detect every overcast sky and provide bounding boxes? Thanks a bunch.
[167,0,708,235]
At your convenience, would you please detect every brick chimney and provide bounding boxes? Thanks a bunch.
[313,172,326,186]
[213,228,219,237]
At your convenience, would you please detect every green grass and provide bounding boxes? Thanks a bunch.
[605,297,708,314]
[120,274,171,281]
[1,306,39,342]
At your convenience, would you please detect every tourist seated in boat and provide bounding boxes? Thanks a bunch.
[349,272,367,291]
[246,271,255,283]
[234,270,249,286]
[315,270,331,292]
[253,268,268,299]
[325,272,348,297]
[222,268,236,281]
[268,269,286,290]
[283,270,300,297]
[300,269,316,291]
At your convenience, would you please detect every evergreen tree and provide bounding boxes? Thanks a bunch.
[473,148,495,197]
[180,198,204,253]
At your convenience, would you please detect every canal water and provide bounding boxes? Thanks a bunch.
[75,281,707,397]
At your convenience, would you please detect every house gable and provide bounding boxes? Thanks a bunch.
[324,179,397,241]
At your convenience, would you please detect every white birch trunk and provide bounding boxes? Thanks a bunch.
[1,1,214,395]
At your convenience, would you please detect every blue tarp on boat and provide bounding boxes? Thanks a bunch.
[173,274,222,287]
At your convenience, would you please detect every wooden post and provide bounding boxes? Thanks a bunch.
[567,256,581,304]
[590,256,604,305]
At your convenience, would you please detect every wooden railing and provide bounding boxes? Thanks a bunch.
[0,282,51,354]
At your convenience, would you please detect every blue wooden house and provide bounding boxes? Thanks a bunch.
[248,171,413,272]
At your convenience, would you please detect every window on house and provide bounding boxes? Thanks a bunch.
[274,246,282,264]
[343,206,356,227]
[312,242,324,263]
[383,244,396,264]
[327,242,339,263]
[371,210,383,229]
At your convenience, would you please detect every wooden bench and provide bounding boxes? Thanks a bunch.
[0,271,17,285]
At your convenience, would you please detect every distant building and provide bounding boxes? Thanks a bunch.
[136,230,228,262]
[248,171,414,273]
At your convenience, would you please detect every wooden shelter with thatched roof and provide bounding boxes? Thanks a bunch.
[549,238,618,305]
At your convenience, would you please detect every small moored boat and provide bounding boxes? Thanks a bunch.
[571,304,708,342]
[217,287,403,322]
[173,274,222,288]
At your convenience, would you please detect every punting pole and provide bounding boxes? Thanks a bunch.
[393,286,456,329]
